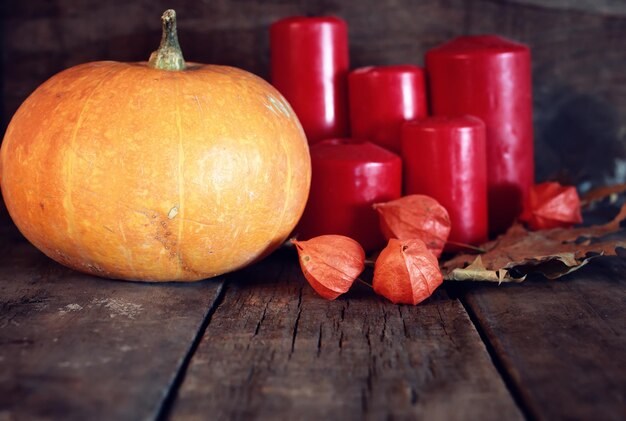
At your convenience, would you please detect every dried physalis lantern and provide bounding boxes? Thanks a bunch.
[373,238,443,305]
[292,235,365,300]
[520,182,583,230]
[373,195,451,257]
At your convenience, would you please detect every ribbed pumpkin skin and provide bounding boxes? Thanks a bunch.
[0,61,311,281]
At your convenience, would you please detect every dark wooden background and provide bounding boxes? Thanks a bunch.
[1,0,625,204]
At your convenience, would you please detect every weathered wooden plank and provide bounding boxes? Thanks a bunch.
[168,250,522,420]
[0,240,224,421]
[463,257,626,421]
[506,0,626,16]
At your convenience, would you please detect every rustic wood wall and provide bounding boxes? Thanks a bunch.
[1,0,625,194]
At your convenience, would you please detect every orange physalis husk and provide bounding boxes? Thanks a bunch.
[519,182,583,231]
[373,195,451,258]
[373,238,443,305]
[292,235,365,300]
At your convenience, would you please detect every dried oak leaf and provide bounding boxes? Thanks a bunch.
[519,182,582,230]
[443,204,626,282]
[293,235,365,300]
[373,238,443,305]
[373,195,451,258]
[581,183,626,208]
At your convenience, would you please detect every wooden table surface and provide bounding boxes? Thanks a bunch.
[1,220,625,421]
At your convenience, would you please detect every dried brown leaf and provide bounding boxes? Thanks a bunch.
[581,183,626,207]
[443,204,626,282]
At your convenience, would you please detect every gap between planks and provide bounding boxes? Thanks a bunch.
[155,282,227,421]
[164,253,523,420]
[457,294,536,421]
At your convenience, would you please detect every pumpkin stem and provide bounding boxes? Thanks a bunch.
[148,9,186,71]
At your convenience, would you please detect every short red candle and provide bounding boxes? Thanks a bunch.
[348,65,428,154]
[270,17,349,144]
[402,116,488,246]
[297,139,402,251]
[426,35,534,235]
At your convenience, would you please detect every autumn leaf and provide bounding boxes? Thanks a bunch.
[373,195,451,258]
[519,182,582,230]
[373,238,443,305]
[581,183,626,207]
[292,235,365,300]
[445,255,514,283]
[443,204,626,282]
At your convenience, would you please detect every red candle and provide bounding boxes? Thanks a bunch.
[348,65,428,154]
[270,17,349,144]
[426,35,534,235]
[297,139,402,251]
[402,116,488,246]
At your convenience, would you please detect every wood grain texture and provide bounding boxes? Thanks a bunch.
[463,257,626,421]
[507,0,626,16]
[168,250,522,420]
[0,240,224,421]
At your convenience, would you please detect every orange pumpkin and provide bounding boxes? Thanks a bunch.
[0,10,311,281]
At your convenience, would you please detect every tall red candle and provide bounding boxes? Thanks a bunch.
[270,17,349,144]
[297,139,402,251]
[426,35,534,235]
[402,116,488,246]
[348,65,428,154]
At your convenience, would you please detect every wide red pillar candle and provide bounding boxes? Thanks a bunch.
[270,17,349,144]
[348,65,428,154]
[426,35,534,235]
[402,116,488,246]
[297,139,402,251]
